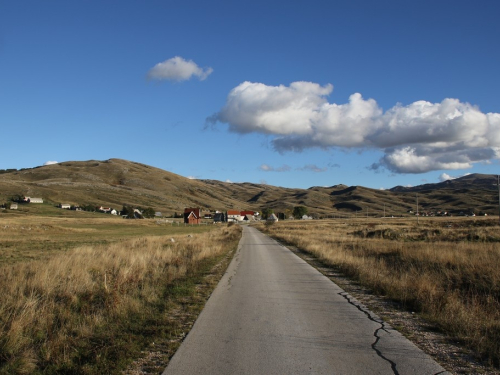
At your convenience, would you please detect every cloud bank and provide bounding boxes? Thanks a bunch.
[259,164,291,172]
[147,56,213,82]
[209,81,500,173]
[260,163,327,173]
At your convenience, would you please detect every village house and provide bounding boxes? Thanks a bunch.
[10,203,18,210]
[227,210,244,222]
[267,213,279,222]
[59,204,71,209]
[184,208,201,224]
[213,212,225,223]
[24,197,43,203]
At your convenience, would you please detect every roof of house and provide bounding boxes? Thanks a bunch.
[184,208,200,218]
[227,210,241,216]
[268,213,278,221]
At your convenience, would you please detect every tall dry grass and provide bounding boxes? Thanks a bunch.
[260,218,500,367]
[0,225,241,374]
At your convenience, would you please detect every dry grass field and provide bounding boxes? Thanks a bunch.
[259,217,500,369]
[0,211,214,265]
[0,214,241,374]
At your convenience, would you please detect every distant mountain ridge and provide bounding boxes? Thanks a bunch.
[390,173,498,192]
[0,159,498,217]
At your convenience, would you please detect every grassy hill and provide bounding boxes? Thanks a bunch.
[0,158,498,217]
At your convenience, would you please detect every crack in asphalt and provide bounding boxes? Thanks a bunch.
[339,291,399,375]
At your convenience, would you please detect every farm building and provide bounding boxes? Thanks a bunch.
[227,210,244,222]
[267,213,278,222]
[184,208,201,224]
[10,203,18,210]
[213,212,226,223]
[24,197,43,203]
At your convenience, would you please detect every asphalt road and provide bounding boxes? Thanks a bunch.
[163,226,450,375]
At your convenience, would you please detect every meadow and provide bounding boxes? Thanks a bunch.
[0,209,215,265]
[0,212,241,374]
[259,217,500,369]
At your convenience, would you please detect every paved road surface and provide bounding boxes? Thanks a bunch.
[163,226,449,375]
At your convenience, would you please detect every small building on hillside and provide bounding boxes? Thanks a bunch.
[184,208,201,224]
[213,212,226,223]
[10,203,18,210]
[227,210,243,222]
[243,214,256,222]
[267,213,278,222]
[25,197,43,203]
[59,204,71,209]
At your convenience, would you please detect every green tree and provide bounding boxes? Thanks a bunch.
[261,208,274,220]
[142,207,155,218]
[121,205,135,218]
[293,206,308,219]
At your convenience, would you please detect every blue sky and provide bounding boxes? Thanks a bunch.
[1,1,499,189]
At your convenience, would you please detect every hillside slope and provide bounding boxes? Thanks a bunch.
[0,159,498,217]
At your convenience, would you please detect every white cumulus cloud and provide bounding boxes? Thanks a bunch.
[44,161,58,165]
[209,81,500,174]
[439,173,455,181]
[439,172,471,182]
[147,56,213,82]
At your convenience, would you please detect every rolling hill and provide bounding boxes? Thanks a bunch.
[0,158,498,217]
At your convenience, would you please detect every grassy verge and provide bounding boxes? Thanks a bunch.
[0,224,242,374]
[258,218,500,368]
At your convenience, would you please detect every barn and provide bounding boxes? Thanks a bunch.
[184,208,201,224]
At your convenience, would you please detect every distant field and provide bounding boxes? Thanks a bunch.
[259,217,500,368]
[0,206,213,265]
